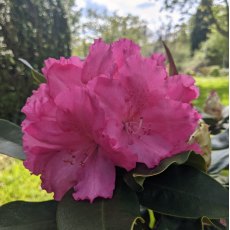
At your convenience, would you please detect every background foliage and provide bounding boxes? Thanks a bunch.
[0,0,72,123]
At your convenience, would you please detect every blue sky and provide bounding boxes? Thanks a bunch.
[75,0,186,33]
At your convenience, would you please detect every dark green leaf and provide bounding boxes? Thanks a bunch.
[0,119,25,160]
[133,152,206,177]
[162,41,178,76]
[57,181,140,230]
[31,70,46,84]
[209,174,228,189]
[155,214,202,230]
[154,214,227,230]
[185,151,207,172]
[138,165,229,219]
[0,200,57,230]
[18,58,45,84]
[124,173,144,192]
[124,152,206,191]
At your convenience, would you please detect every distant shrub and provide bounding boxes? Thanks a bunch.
[197,65,228,77]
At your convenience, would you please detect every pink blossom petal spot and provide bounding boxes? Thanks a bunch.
[43,57,83,98]
[82,39,114,83]
[151,53,166,67]
[73,148,115,203]
[165,74,199,102]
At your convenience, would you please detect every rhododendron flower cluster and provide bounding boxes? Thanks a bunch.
[21,39,201,202]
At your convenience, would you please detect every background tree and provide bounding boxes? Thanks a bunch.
[160,0,229,38]
[73,9,154,57]
[190,0,214,51]
[0,0,71,68]
[0,0,75,123]
[152,0,229,71]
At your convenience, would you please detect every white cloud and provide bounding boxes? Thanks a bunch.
[76,0,87,8]
[85,0,182,34]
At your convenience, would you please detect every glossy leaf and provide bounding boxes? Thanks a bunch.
[162,41,178,76]
[124,151,206,191]
[0,119,25,160]
[133,151,206,177]
[18,58,45,84]
[0,200,57,230]
[57,181,140,230]
[155,214,202,230]
[138,165,229,219]
[154,214,226,230]
[209,174,228,189]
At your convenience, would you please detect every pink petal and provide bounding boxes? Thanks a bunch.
[42,57,83,98]
[151,53,166,67]
[88,77,127,119]
[165,74,199,102]
[139,97,202,167]
[73,148,115,202]
[82,39,115,83]
[24,148,76,201]
[111,38,141,77]
[24,141,96,201]
[47,64,82,98]
[112,96,201,168]
[54,84,138,170]
[92,72,201,168]
[22,131,66,153]
[54,86,105,134]
[21,84,55,120]
[23,119,84,146]
[42,56,83,77]
[118,55,167,92]
[21,84,56,131]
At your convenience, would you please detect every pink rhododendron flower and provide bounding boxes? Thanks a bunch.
[90,55,201,168]
[22,38,201,202]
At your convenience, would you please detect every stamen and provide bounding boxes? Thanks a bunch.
[138,117,143,130]
[125,117,144,135]
[80,153,89,167]
[63,159,74,165]
[79,145,98,167]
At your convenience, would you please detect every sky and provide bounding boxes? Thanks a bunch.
[75,0,186,34]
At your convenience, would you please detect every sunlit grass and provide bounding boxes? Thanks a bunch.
[0,156,53,205]
[194,76,229,108]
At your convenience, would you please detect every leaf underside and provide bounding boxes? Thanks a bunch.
[0,119,25,160]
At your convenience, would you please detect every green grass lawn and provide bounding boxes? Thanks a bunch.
[0,156,53,205]
[0,76,228,206]
[194,76,229,108]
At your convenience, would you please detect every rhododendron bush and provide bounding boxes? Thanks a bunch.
[0,39,228,230]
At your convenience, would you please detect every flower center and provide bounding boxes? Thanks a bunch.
[79,145,98,167]
[63,145,98,167]
[124,117,143,135]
